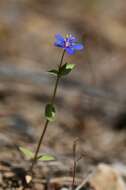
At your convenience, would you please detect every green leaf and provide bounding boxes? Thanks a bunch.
[37,154,55,161]
[48,69,58,76]
[66,63,75,70]
[45,104,56,122]
[19,147,34,159]
[59,63,75,76]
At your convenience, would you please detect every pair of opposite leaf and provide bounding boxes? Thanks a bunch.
[19,147,55,161]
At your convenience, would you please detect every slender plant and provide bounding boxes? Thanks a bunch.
[19,33,84,179]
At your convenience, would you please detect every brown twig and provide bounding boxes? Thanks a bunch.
[71,138,79,190]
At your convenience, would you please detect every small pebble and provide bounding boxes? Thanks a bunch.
[4,171,15,178]
[25,175,32,184]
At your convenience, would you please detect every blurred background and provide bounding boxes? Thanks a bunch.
[0,0,126,179]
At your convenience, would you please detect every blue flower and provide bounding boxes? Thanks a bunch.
[54,34,84,55]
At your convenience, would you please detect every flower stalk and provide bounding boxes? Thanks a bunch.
[29,50,65,174]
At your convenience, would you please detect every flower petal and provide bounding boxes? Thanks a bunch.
[65,47,75,55]
[55,34,64,42]
[69,35,77,43]
[73,43,84,50]
[54,41,64,48]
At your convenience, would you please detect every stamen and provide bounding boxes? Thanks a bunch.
[66,34,69,38]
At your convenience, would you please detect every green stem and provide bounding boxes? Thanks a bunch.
[51,49,65,103]
[29,50,65,174]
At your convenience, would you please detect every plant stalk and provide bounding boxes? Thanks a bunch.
[29,50,65,174]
